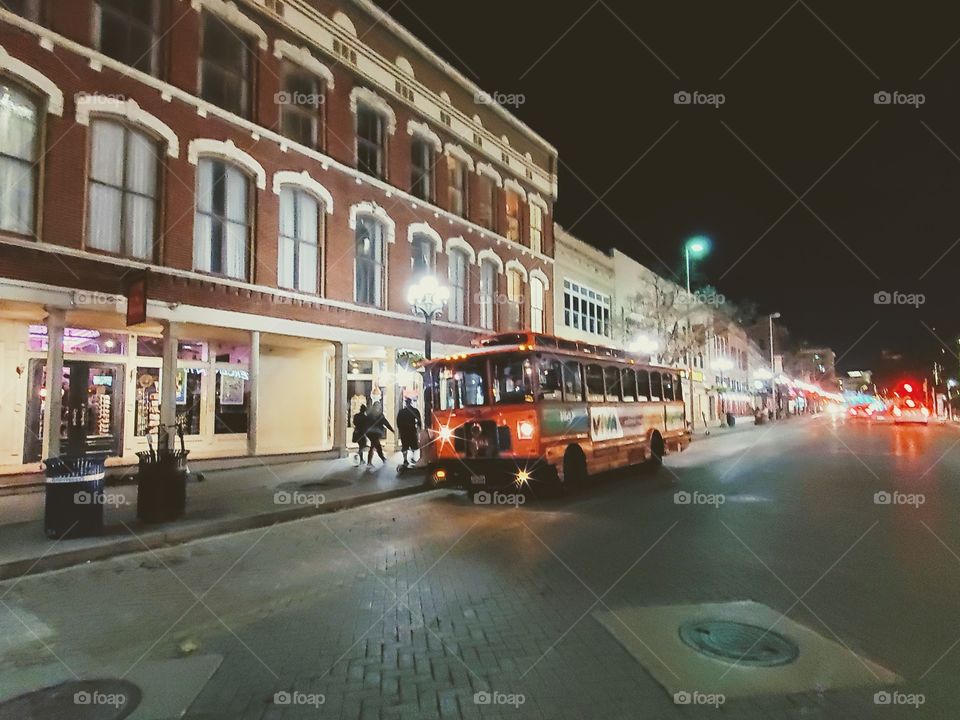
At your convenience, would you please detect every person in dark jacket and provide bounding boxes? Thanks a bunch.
[351,405,369,464]
[365,401,394,466]
[396,398,422,466]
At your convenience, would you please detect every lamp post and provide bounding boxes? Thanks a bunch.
[684,236,710,296]
[408,275,450,425]
[768,312,781,416]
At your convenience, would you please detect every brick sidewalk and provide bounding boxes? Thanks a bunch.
[0,453,427,581]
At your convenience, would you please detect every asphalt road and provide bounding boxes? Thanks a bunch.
[2,414,960,719]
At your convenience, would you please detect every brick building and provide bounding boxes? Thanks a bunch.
[0,0,558,479]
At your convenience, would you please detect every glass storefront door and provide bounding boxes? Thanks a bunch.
[23,359,125,462]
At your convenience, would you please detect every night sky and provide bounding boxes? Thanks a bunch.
[372,0,960,381]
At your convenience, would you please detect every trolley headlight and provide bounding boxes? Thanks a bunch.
[439,426,453,442]
[517,420,535,440]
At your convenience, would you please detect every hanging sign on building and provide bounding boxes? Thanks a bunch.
[125,271,149,327]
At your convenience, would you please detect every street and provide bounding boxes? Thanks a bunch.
[3,417,959,719]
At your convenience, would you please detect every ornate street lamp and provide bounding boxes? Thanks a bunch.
[408,275,450,361]
[684,236,710,295]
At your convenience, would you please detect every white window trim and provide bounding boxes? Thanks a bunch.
[530,267,550,290]
[407,221,442,252]
[406,119,442,153]
[350,87,397,135]
[477,248,504,273]
[273,39,335,89]
[272,170,333,214]
[0,44,64,116]
[443,143,474,171]
[187,0,268,50]
[504,178,527,201]
[445,236,476,264]
[188,138,266,189]
[349,201,396,243]
[475,161,503,188]
[528,192,549,212]
[505,259,528,282]
[76,95,179,158]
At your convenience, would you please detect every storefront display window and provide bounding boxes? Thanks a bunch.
[215,368,249,434]
[28,325,127,355]
[135,336,209,361]
[178,368,203,435]
[134,367,161,436]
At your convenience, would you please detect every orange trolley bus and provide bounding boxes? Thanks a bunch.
[422,332,691,493]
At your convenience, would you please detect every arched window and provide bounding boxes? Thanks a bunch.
[0,81,39,235]
[194,158,251,279]
[530,276,545,333]
[278,186,322,293]
[505,268,524,330]
[447,248,469,324]
[355,215,385,306]
[87,119,160,260]
[478,259,498,330]
[410,232,435,277]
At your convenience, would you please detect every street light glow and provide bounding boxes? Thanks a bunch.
[629,334,659,355]
[686,236,710,257]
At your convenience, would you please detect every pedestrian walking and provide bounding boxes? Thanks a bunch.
[396,398,422,466]
[351,404,369,465]
[365,401,394,466]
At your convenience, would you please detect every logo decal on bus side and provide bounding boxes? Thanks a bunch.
[590,407,624,441]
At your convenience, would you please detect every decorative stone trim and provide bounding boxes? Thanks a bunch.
[504,178,527,201]
[0,44,63,115]
[350,87,396,135]
[505,259,528,281]
[187,0,268,50]
[475,162,503,187]
[530,267,550,290]
[406,119,442,152]
[272,170,334,214]
[407,221,442,251]
[395,56,415,77]
[332,11,358,37]
[188,138,266,189]
[477,248,504,273]
[443,143,475,171]
[76,95,179,157]
[445,236,476,264]
[528,192,549,212]
[273,40,335,89]
[349,201,396,243]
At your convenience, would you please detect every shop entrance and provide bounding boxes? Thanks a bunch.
[23,359,125,462]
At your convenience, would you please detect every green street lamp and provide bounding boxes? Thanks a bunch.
[684,236,710,295]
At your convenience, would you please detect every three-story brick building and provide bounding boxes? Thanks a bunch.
[0,0,558,479]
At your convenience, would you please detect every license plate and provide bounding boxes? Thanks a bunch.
[471,475,486,485]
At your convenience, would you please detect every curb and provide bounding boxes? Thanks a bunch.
[0,483,429,582]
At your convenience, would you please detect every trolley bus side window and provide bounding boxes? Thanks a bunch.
[674,374,684,402]
[650,371,662,401]
[562,360,584,402]
[637,369,651,401]
[662,373,674,401]
[491,354,534,405]
[536,356,563,402]
[622,368,637,402]
[604,366,622,401]
[585,364,605,402]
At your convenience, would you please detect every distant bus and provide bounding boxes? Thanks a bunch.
[422,332,691,493]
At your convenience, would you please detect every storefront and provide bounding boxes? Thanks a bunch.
[345,344,424,449]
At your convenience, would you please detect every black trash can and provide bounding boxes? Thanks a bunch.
[42,454,108,539]
[136,450,188,524]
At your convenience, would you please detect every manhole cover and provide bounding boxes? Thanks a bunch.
[0,679,141,720]
[679,620,799,667]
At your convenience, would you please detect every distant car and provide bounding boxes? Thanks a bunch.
[891,398,930,425]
